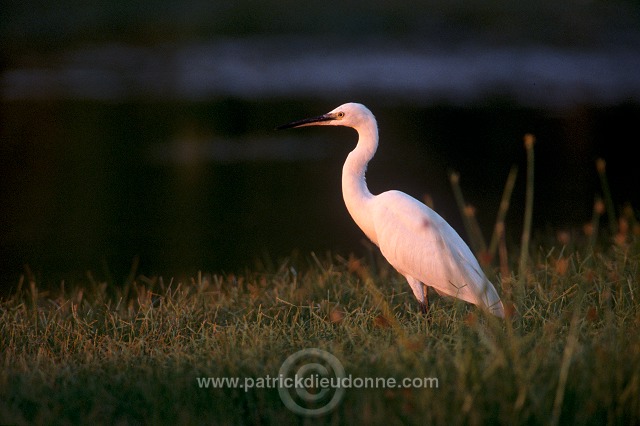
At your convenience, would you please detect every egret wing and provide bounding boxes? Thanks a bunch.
[371,191,503,314]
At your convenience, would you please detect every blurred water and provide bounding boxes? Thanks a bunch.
[4,38,640,106]
[2,39,640,284]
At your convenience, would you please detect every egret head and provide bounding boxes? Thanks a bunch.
[276,103,375,131]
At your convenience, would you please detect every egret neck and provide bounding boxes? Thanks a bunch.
[342,119,378,245]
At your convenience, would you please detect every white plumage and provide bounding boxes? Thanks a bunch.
[278,103,505,318]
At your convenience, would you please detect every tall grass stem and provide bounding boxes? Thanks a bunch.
[518,134,535,297]
[488,165,518,262]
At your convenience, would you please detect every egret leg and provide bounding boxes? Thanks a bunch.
[419,283,429,315]
[405,276,429,316]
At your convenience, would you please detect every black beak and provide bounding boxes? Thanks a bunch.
[275,113,334,130]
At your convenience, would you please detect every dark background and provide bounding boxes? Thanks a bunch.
[2,1,640,287]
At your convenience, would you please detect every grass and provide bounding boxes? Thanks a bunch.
[1,237,639,425]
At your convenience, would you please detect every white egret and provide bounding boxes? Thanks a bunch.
[277,103,505,318]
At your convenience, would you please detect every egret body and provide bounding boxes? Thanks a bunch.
[277,103,505,318]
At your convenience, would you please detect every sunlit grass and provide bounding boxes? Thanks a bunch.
[1,234,639,424]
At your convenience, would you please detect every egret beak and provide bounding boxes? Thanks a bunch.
[276,113,336,130]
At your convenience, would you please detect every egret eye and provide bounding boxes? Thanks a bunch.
[336,111,345,119]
